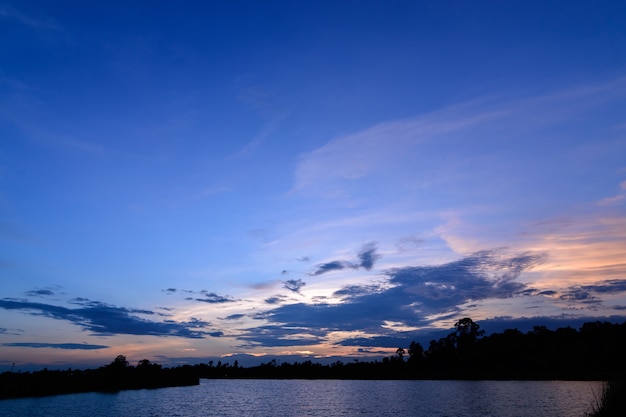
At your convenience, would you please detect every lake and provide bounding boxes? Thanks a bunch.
[0,379,604,417]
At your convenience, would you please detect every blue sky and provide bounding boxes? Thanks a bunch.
[1,1,626,369]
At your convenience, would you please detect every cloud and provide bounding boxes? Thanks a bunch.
[310,260,356,276]
[1,342,109,350]
[237,324,326,348]
[0,298,211,338]
[333,284,381,301]
[598,195,625,206]
[549,279,626,307]
[310,243,381,275]
[386,250,546,309]
[340,335,422,349]
[357,242,381,270]
[242,250,545,347]
[395,236,424,252]
[580,279,626,294]
[164,288,235,303]
[25,289,55,297]
[265,295,287,304]
[195,292,235,304]
[558,289,600,303]
[291,100,503,196]
[0,327,21,336]
[0,4,61,31]
[249,281,277,290]
[221,314,246,321]
[522,279,626,308]
[283,279,306,293]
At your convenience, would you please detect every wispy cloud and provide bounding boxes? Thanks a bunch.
[292,78,626,207]
[0,4,61,31]
[292,103,502,195]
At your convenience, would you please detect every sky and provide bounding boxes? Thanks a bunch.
[1,0,626,370]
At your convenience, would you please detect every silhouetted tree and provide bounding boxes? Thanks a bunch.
[453,317,484,367]
[395,347,406,361]
[110,355,129,369]
[408,341,424,365]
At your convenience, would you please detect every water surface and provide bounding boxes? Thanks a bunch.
[0,379,603,417]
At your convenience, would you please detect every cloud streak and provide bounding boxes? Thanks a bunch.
[1,342,109,350]
[0,298,211,339]
[194,293,235,304]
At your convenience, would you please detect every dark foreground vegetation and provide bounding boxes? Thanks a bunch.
[0,356,198,399]
[586,379,626,417]
[2,318,625,400]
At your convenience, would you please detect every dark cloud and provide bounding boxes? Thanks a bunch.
[310,242,380,275]
[195,292,234,303]
[163,288,177,294]
[249,281,276,290]
[559,288,599,303]
[0,298,211,338]
[357,242,380,270]
[550,279,626,307]
[310,260,355,276]
[283,279,306,293]
[358,348,390,354]
[265,295,286,304]
[580,279,626,294]
[478,315,626,336]
[222,314,246,320]
[237,324,326,348]
[333,284,381,300]
[340,335,422,348]
[0,327,18,335]
[385,250,544,309]
[244,250,545,347]
[1,342,109,350]
[25,289,55,297]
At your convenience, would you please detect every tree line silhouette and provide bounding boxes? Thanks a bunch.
[0,355,198,399]
[2,318,625,399]
[194,318,626,381]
